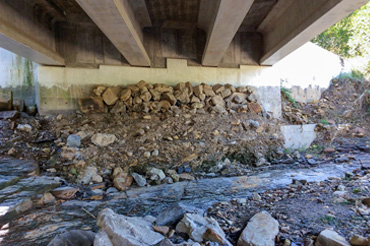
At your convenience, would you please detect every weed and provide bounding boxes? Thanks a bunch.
[321,215,336,224]
[353,188,362,193]
[335,70,365,81]
[320,119,330,125]
[281,87,299,108]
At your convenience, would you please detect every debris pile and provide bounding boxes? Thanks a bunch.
[79,80,266,115]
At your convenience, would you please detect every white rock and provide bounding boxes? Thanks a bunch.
[94,231,113,246]
[91,133,117,147]
[96,208,164,245]
[237,211,279,246]
[316,230,351,246]
[176,213,232,245]
[77,165,102,184]
[147,168,166,181]
[132,173,147,187]
[17,124,32,132]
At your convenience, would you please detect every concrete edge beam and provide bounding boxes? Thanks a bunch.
[260,0,370,66]
[0,18,65,66]
[76,0,151,67]
[200,0,254,67]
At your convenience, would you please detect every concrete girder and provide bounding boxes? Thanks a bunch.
[76,0,151,67]
[199,0,254,67]
[260,0,370,66]
[0,2,65,66]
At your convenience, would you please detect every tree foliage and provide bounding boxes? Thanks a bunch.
[312,2,370,58]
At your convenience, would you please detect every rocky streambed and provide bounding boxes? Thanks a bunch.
[0,151,369,245]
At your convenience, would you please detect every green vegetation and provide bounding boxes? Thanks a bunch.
[312,2,370,77]
[335,70,365,81]
[352,188,363,193]
[320,215,336,224]
[312,2,370,59]
[320,119,330,125]
[281,87,299,108]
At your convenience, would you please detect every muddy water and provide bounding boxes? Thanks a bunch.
[1,154,369,245]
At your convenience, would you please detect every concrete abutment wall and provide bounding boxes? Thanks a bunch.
[37,59,282,117]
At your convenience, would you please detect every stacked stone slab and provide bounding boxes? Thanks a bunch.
[79,80,263,115]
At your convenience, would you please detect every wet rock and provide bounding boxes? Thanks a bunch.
[113,173,133,191]
[316,230,350,246]
[91,133,117,147]
[156,205,186,226]
[237,211,279,246]
[66,134,81,148]
[132,173,147,187]
[102,86,121,105]
[96,208,164,245]
[176,213,231,245]
[51,187,79,200]
[350,235,368,246]
[47,230,95,246]
[17,124,32,132]
[147,168,166,181]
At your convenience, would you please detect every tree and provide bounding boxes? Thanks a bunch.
[312,2,370,59]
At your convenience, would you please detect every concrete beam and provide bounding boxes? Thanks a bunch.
[0,4,64,65]
[199,0,254,67]
[76,0,151,67]
[260,0,370,65]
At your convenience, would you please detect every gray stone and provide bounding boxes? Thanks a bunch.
[17,124,32,132]
[249,120,259,128]
[147,168,166,181]
[48,230,95,246]
[91,133,117,147]
[66,134,81,148]
[94,231,113,246]
[156,205,186,226]
[132,173,147,187]
[176,213,231,245]
[316,230,350,246]
[77,165,103,184]
[96,208,164,245]
[237,211,279,246]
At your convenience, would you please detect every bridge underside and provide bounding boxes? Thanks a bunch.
[0,0,369,68]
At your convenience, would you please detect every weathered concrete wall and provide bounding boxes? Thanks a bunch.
[274,42,342,102]
[0,47,37,106]
[37,58,282,116]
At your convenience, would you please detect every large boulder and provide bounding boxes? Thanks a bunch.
[176,213,231,245]
[237,211,279,246]
[315,230,351,246]
[48,230,95,246]
[95,208,164,246]
[102,86,121,106]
